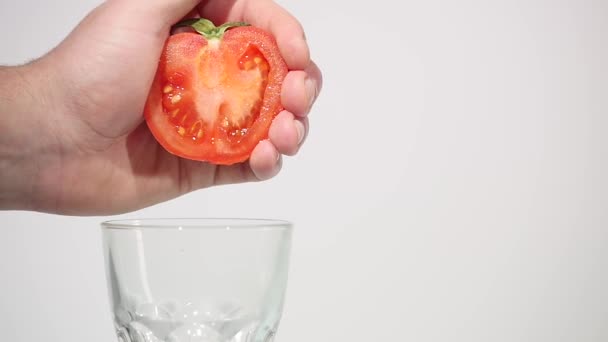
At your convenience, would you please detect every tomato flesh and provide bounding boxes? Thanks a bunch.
[144,26,287,165]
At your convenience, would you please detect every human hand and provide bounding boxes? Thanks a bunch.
[0,0,322,215]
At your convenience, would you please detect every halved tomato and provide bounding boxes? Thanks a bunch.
[144,19,288,165]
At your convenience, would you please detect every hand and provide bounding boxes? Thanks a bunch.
[0,0,322,215]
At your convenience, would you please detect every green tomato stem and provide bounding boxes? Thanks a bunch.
[173,18,249,40]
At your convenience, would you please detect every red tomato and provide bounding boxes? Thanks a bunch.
[144,19,288,165]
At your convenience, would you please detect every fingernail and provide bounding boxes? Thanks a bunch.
[294,120,305,145]
[305,78,316,113]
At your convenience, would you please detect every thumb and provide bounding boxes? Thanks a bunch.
[104,0,201,33]
[43,0,203,139]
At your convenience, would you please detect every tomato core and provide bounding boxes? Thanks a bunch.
[159,43,270,144]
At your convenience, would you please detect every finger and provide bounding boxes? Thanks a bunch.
[281,61,323,117]
[249,140,283,180]
[171,8,201,34]
[189,157,260,187]
[268,111,308,156]
[201,160,257,187]
[196,1,244,25]
[206,139,281,186]
[198,0,310,70]
[242,1,309,70]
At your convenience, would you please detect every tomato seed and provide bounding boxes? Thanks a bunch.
[171,94,182,104]
[189,120,202,135]
[243,61,255,70]
[163,85,173,94]
[177,126,186,136]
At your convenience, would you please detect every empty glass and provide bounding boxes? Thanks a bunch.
[101,219,293,342]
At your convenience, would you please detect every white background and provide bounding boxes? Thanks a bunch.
[1,0,608,341]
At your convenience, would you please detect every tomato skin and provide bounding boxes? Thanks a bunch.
[144,25,288,165]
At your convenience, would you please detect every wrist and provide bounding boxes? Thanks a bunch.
[0,63,63,211]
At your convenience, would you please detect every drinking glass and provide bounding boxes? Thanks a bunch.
[101,218,293,342]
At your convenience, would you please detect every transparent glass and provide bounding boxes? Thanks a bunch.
[101,218,293,342]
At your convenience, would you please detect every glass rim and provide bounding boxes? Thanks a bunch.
[101,218,293,230]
